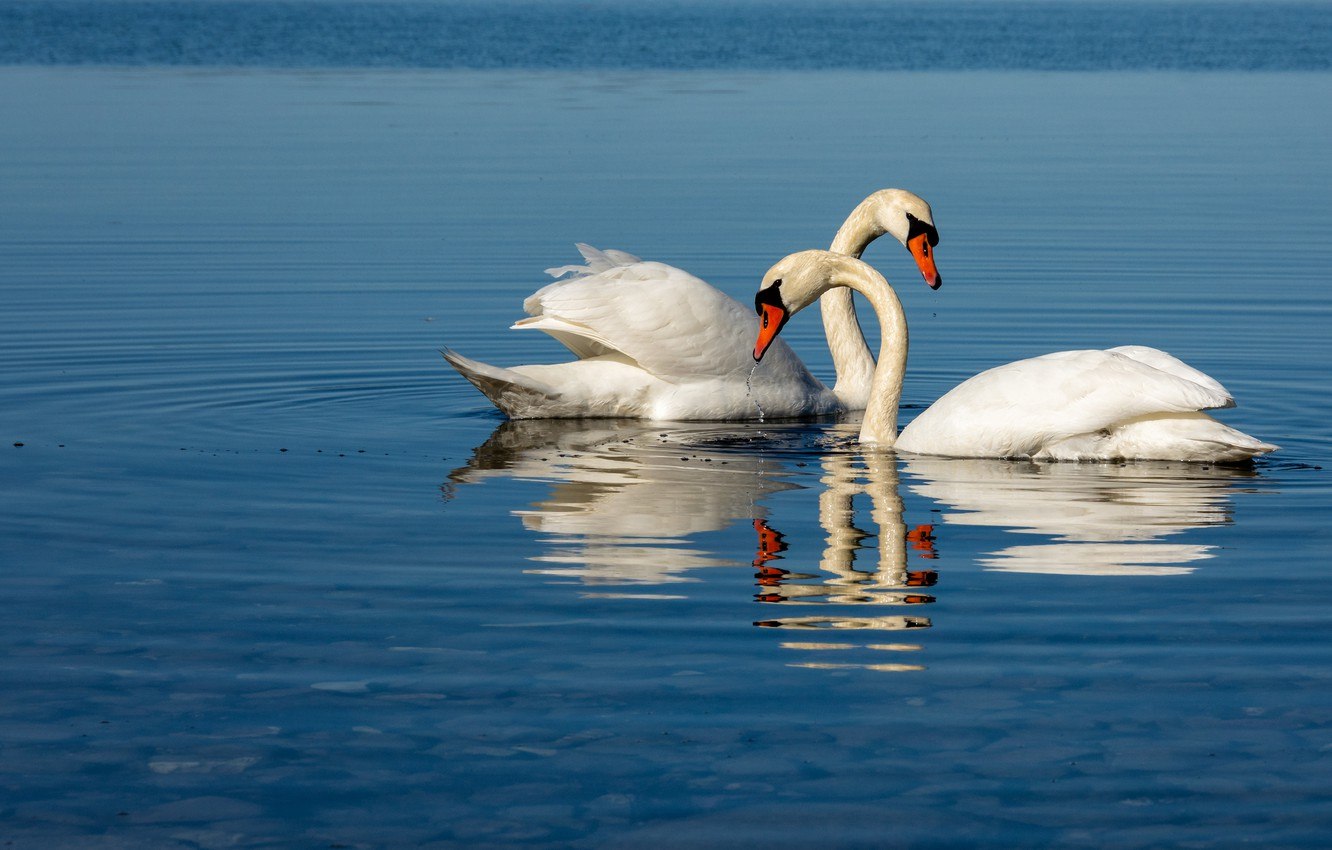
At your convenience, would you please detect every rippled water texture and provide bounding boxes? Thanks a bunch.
[2,55,1332,850]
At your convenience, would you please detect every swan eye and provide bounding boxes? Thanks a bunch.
[906,213,939,247]
[755,279,785,320]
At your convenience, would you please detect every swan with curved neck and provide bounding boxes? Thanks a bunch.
[823,189,940,409]
[754,251,1276,463]
[443,190,939,420]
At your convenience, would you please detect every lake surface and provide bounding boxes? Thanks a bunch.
[4,0,1331,70]
[3,3,1332,847]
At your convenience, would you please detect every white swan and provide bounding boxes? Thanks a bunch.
[753,251,1277,463]
[443,189,940,420]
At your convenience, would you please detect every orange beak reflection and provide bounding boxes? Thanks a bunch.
[754,303,788,362]
[908,233,941,290]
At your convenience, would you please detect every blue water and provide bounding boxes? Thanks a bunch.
[3,3,1332,848]
[3,0,1331,70]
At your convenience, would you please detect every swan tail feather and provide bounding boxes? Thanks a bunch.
[1042,413,1278,463]
[442,348,562,419]
[1201,427,1279,461]
[1155,415,1278,462]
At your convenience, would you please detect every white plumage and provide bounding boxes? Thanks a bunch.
[896,346,1274,462]
[443,189,943,420]
[755,251,1277,463]
[445,244,838,420]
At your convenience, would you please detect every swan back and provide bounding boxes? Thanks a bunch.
[896,349,1251,460]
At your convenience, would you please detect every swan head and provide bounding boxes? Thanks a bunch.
[754,250,860,361]
[842,188,941,289]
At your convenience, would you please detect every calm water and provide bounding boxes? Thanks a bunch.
[3,3,1332,848]
[4,0,1332,70]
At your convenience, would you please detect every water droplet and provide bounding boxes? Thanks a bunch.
[745,364,766,422]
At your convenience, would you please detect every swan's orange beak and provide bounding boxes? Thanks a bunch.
[754,303,788,362]
[908,233,941,289]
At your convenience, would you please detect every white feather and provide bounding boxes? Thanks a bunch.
[894,348,1274,461]
[449,190,944,419]
[449,246,839,420]
[761,251,1277,463]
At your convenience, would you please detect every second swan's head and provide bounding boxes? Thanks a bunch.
[841,188,941,290]
[755,250,882,361]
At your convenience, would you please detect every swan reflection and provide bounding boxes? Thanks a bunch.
[445,418,799,590]
[446,420,1259,671]
[752,453,937,605]
[749,451,937,671]
[899,457,1255,576]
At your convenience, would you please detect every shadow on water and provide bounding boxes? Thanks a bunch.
[444,418,1268,671]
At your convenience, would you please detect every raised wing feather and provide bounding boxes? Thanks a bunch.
[518,250,809,383]
[541,243,644,281]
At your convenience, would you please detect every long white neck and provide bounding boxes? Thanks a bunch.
[822,200,885,410]
[829,261,908,446]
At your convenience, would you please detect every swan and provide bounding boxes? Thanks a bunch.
[443,189,941,420]
[752,251,1277,462]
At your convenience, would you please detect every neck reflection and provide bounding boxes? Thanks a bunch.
[750,452,936,673]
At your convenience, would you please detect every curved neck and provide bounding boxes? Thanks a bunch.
[821,200,886,409]
[829,198,888,258]
[831,262,907,446]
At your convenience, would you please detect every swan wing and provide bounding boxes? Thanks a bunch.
[898,349,1236,458]
[523,244,644,358]
[448,245,838,420]
[541,243,644,280]
[518,250,796,382]
[1107,345,1233,406]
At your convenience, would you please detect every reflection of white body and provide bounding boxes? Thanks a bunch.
[447,420,1254,668]
[449,421,939,670]
[449,421,1252,580]
[753,251,1277,462]
[518,465,771,584]
[443,190,941,419]
[980,544,1214,577]
[447,420,796,585]
[902,457,1246,575]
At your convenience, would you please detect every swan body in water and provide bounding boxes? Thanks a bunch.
[444,189,940,419]
[752,250,1276,463]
